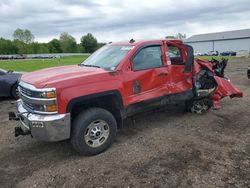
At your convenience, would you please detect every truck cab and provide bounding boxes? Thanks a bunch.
[10,39,242,155]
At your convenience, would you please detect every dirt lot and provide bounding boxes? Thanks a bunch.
[1,58,250,188]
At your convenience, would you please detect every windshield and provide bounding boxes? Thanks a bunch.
[81,45,133,70]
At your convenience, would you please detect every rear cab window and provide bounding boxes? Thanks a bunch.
[167,45,184,65]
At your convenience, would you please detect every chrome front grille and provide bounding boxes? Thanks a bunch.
[22,100,35,111]
[19,85,32,97]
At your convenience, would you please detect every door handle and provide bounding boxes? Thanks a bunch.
[157,73,168,77]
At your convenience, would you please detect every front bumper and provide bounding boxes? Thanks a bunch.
[10,100,71,141]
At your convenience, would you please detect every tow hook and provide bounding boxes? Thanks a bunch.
[9,112,20,121]
[15,127,30,137]
[9,112,31,137]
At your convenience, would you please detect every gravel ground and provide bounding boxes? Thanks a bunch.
[0,58,250,188]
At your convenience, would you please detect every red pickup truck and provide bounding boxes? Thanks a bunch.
[9,39,242,155]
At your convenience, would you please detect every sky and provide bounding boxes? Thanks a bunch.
[0,0,250,43]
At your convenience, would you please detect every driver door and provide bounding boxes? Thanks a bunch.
[122,44,169,105]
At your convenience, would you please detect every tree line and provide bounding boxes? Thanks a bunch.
[165,33,187,40]
[0,29,105,55]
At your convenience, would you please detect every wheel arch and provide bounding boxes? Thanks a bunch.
[66,90,125,129]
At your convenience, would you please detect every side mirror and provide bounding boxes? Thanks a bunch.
[184,44,194,72]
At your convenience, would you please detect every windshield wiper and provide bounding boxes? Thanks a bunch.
[80,64,101,68]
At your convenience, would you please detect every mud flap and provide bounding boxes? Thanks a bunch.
[211,76,243,109]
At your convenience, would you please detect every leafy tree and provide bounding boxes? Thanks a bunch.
[0,38,18,54]
[48,39,62,53]
[80,33,98,53]
[28,42,49,54]
[97,42,106,49]
[175,33,186,40]
[37,43,50,53]
[165,33,187,40]
[76,44,85,53]
[27,42,40,54]
[1,30,102,54]
[59,32,77,53]
[13,39,28,54]
[165,36,175,39]
[13,28,34,43]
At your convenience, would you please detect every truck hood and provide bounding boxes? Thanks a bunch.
[21,65,109,88]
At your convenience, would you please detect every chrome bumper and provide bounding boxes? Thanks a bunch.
[13,100,71,141]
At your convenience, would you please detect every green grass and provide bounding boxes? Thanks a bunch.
[0,55,89,72]
[196,56,238,61]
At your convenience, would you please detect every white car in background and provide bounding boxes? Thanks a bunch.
[194,51,202,56]
[208,51,219,56]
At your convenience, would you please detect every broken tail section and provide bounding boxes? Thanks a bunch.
[211,76,243,109]
[194,58,243,110]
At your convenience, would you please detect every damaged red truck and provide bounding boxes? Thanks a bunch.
[9,39,242,155]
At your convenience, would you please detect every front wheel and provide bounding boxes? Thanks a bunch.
[71,108,117,155]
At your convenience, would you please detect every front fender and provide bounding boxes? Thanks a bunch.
[55,77,124,114]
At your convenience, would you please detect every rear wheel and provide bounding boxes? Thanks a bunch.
[11,83,19,99]
[186,98,212,114]
[71,107,117,155]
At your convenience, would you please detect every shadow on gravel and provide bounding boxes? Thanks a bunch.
[0,97,15,101]
[117,104,186,139]
[0,140,78,187]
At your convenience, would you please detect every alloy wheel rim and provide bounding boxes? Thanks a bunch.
[84,119,110,148]
[191,101,208,114]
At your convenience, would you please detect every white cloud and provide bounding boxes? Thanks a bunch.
[0,0,250,42]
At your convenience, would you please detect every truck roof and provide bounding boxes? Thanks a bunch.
[110,39,184,46]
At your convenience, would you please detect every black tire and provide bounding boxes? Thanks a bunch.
[185,100,193,112]
[185,98,212,114]
[71,107,117,155]
[11,83,19,99]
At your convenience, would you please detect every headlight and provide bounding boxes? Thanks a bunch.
[43,91,56,98]
[44,104,58,112]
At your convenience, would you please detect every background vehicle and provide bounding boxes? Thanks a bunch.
[0,69,21,99]
[194,51,202,56]
[220,51,236,56]
[10,39,242,155]
[208,51,219,56]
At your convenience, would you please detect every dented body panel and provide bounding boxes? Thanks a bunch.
[194,58,243,109]
[211,76,243,109]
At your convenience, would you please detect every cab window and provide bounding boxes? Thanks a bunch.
[168,45,183,65]
[132,46,163,71]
